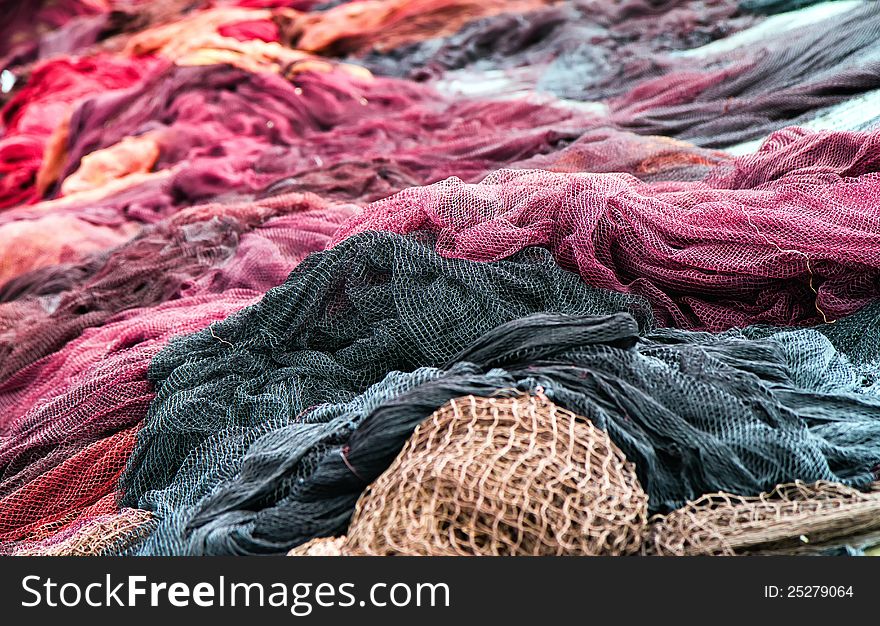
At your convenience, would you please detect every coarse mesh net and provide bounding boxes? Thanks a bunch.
[336,128,880,330]
[12,507,155,556]
[0,192,350,549]
[647,480,880,556]
[289,394,880,558]
[287,535,348,556]
[342,393,648,556]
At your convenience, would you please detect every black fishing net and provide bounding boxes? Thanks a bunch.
[119,231,651,552]
[122,233,880,555]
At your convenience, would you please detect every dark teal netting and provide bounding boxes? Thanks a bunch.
[122,233,880,555]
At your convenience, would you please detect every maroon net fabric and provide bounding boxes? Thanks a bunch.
[0,193,351,380]
[0,291,258,552]
[0,53,160,209]
[336,127,880,330]
[0,186,356,550]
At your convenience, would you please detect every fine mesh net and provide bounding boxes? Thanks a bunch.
[343,393,648,556]
[648,481,880,556]
[336,129,880,330]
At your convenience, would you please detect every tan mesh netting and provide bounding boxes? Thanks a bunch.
[289,394,880,557]
[14,508,155,556]
[288,536,348,557]
[647,481,880,556]
[295,393,649,556]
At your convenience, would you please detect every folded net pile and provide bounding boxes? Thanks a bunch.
[2,0,880,556]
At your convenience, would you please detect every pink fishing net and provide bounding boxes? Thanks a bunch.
[336,127,880,330]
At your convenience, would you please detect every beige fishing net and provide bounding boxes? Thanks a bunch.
[14,508,155,556]
[295,393,649,556]
[288,536,348,557]
[290,393,880,557]
[647,481,880,556]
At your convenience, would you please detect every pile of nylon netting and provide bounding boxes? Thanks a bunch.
[116,234,880,555]
[337,128,880,330]
[4,0,880,556]
[290,394,880,557]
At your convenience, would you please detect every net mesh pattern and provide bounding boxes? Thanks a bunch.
[287,535,347,557]
[648,480,880,555]
[611,3,880,147]
[0,193,349,383]
[0,191,349,549]
[5,0,880,558]
[289,394,880,557]
[120,232,650,555]
[343,393,648,556]
[125,303,880,554]
[336,129,880,330]
[12,508,155,556]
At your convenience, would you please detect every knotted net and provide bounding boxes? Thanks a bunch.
[648,481,880,556]
[126,269,880,555]
[336,129,880,330]
[12,508,155,556]
[290,395,880,557]
[343,393,648,556]
[122,231,650,555]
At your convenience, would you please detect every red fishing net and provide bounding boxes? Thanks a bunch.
[0,53,161,209]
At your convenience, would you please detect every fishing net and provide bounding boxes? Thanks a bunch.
[0,293,256,550]
[48,58,592,214]
[739,0,840,14]
[290,394,880,558]
[344,393,648,556]
[648,481,880,555]
[0,428,137,545]
[361,1,753,92]
[509,126,729,182]
[125,278,880,555]
[12,507,155,556]
[279,0,551,57]
[0,192,353,548]
[337,129,880,330]
[612,3,880,147]
[287,535,347,556]
[0,193,349,382]
[121,231,651,554]
[0,53,160,209]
